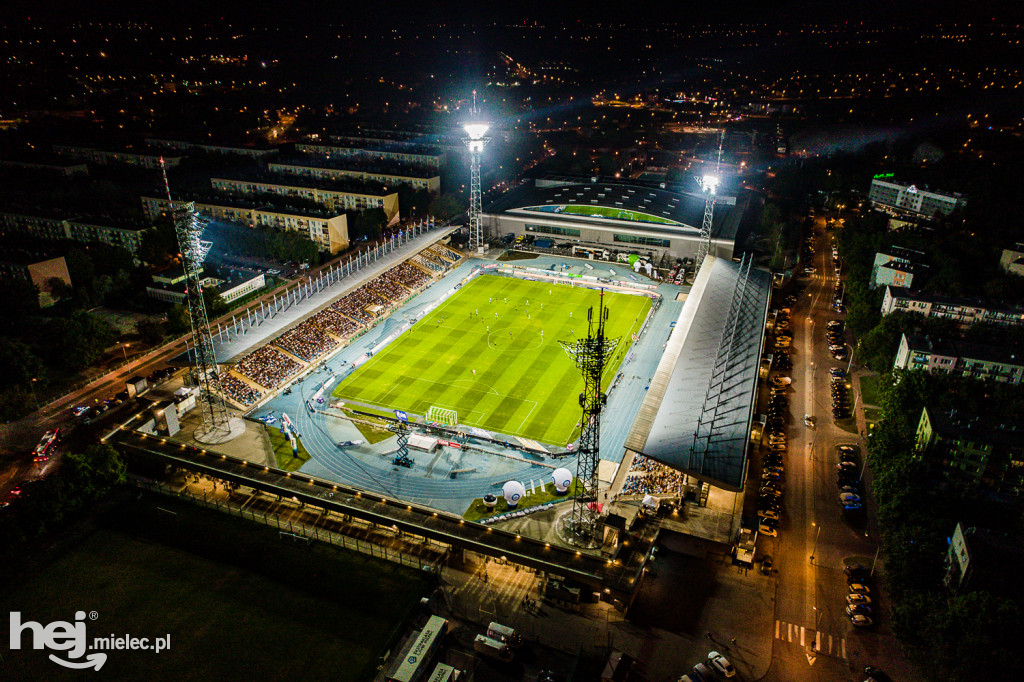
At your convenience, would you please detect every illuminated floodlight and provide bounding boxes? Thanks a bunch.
[463,122,490,140]
[701,174,720,194]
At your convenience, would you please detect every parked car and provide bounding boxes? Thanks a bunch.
[849,583,871,594]
[847,593,872,605]
[844,563,870,578]
[850,614,873,628]
[706,651,736,678]
[846,604,872,616]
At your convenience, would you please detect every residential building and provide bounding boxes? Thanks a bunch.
[915,406,1024,500]
[870,247,928,289]
[999,244,1024,277]
[880,287,1024,329]
[869,178,966,219]
[0,155,89,176]
[0,211,152,254]
[145,137,280,159]
[296,141,445,170]
[140,194,349,254]
[269,155,440,193]
[51,145,181,169]
[895,333,1024,383]
[944,522,1024,596]
[0,254,72,307]
[209,171,400,225]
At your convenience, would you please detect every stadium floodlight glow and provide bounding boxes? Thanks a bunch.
[463,122,490,142]
[700,174,720,194]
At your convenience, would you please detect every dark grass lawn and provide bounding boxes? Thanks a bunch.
[1,494,432,681]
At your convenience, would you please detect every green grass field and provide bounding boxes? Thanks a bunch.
[2,496,431,681]
[557,204,681,225]
[333,274,652,445]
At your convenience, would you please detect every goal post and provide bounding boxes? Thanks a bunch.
[426,406,458,426]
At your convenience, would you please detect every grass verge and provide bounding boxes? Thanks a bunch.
[2,493,431,681]
[266,424,311,471]
[859,373,881,407]
[462,478,581,521]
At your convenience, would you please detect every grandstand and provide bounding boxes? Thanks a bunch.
[217,243,460,408]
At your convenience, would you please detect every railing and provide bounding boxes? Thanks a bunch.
[130,476,445,574]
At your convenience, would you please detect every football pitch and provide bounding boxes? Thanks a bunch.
[333,274,652,445]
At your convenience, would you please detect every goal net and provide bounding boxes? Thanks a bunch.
[426,406,458,427]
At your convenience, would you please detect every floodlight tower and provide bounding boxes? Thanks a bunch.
[559,291,620,547]
[161,159,239,443]
[694,130,725,276]
[461,91,490,252]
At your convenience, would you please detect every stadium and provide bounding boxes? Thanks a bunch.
[110,209,770,604]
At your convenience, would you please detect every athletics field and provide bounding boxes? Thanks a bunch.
[333,274,652,445]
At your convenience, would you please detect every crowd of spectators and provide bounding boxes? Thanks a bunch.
[274,324,339,362]
[310,309,360,339]
[621,455,685,495]
[227,247,458,397]
[219,373,262,406]
[392,261,431,289]
[235,345,302,389]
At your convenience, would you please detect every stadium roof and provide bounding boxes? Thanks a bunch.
[483,177,743,241]
[623,256,772,491]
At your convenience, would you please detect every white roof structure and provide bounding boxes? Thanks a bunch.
[624,256,771,491]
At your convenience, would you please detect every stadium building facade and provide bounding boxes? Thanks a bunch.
[482,177,745,263]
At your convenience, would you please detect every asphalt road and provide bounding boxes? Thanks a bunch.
[763,217,921,681]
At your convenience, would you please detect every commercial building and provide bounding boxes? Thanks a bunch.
[140,194,349,255]
[870,247,928,290]
[482,176,745,263]
[145,137,280,159]
[915,406,1024,500]
[52,144,181,169]
[880,287,1024,329]
[0,254,72,307]
[868,177,966,219]
[209,171,400,225]
[999,244,1024,277]
[269,155,440,193]
[296,141,445,170]
[895,333,1024,383]
[146,267,266,304]
[0,211,152,254]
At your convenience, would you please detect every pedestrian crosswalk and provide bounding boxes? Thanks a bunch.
[774,620,847,659]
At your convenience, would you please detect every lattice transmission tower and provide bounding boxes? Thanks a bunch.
[461,91,490,253]
[161,159,235,442]
[559,290,620,547]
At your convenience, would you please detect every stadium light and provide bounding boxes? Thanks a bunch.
[463,122,489,143]
[700,174,720,194]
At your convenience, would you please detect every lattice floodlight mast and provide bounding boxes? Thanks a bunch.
[161,158,232,439]
[694,130,725,276]
[559,290,620,546]
[461,91,490,252]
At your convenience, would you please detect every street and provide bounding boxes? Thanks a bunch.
[762,217,920,681]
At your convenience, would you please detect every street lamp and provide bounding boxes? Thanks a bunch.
[29,377,38,407]
[810,522,822,564]
[122,342,130,362]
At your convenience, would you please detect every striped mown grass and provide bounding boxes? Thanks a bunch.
[333,274,651,445]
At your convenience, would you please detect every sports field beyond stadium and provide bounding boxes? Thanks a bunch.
[333,274,651,445]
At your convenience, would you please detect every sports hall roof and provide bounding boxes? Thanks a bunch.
[483,177,743,241]
[623,256,772,491]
